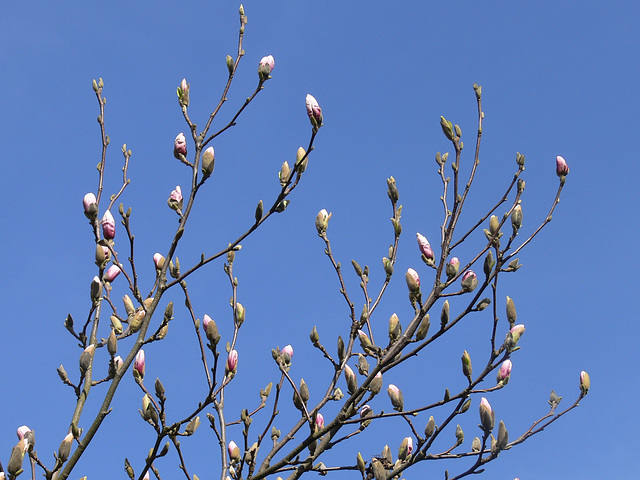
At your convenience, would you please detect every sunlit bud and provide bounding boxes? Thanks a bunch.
[455,424,464,445]
[279,161,291,186]
[440,115,454,141]
[506,296,517,326]
[199,314,219,346]
[114,356,123,370]
[141,394,152,421]
[185,416,200,435]
[386,176,399,203]
[382,256,394,276]
[202,146,215,177]
[446,257,460,279]
[441,300,450,328]
[510,324,525,342]
[371,458,386,480]
[479,397,495,431]
[305,94,323,129]
[489,215,500,236]
[315,209,331,234]
[461,350,472,381]
[90,276,102,302]
[133,349,145,379]
[310,325,319,345]
[556,155,569,177]
[95,245,110,266]
[357,452,366,474]
[178,78,190,107]
[174,133,187,159]
[369,371,383,395]
[360,404,373,428]
[153,253,165,271]
[497,420,509,450]
[497,359,512,384]
[101,210,116,240]
[123,295,135,317]
[104,264,121,283]
[258,55,275,80]
[462,437,478,455]
[405,268,420,293]
[415,313,431,340]
[483,250,495,276]
[83,193,97,217]
[107,329,117,355]
[357,330,372,351]
[461,270,478,292]
[389,313,401,342]
[16,426,31,441]
[344,364,358,394]
[282,344,294,363]
[226,349,238,376]
[416,233,434,261]
[315,412,324,431]
[295,146,308,173]
[228,440,241,463]
[424,415,436,438]
[58,432,74,462]
[168,186,183,212]
[235,303,245,326]
[511,204,523,233]
[580,370,590,395]
[398,436,413,461]
[387,384,404,411]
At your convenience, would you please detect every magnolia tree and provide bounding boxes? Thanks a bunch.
[4,6,588,480]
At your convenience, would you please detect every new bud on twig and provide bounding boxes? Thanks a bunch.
[315,209,331,235]
[455,425,464,445]
[226,349,238,377]
[387,384,404,411]
[58,432,74,463]
[479,397,495,431]
[202,146,215,177]
[389,313,401,342]
[405,268,420,293]
[511,204,523,233]
[258,55,275,80]
[446,257,460,279]
[398,437,413,461]
[506,296,517,326]
[228,441,241,463]
[387,176,399,203]
[344,365,358,395]
[440,116,455,141]
[314,413,324,433]
[153,253,165,271]
[461,270,478,292]
[83,193,98,218]
[178,78,190,107]
[173,133,187,159]
[497,359,512,385]
[424,415,436,438]
[505,324,525,350]
[417,233,434,262]
[305,94,323,129]
[556,155,569,178]
[415,313,430,340]
[282,344,294,364]
[461,350,472,381]
[369,371,383,395]
[167,186,183,212]
[90,276,102,302]
[104,264,121,283]
[580,370,590,395]
[279,161,291,186]
[235,303,245,326]
[101,210,116,240]
[360,405,373,428]
[133,350,145,380]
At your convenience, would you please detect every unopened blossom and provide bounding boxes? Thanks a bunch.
[479,397,494,431]
[282,344,294,361]
[203,314,221,345]
[580,370,590,394]
[134,349,145,379]
[510,324,525,342]
[58,433,74,462]
[174,133,187,158]
[416,233,434,260]
[315,209,331,234]
[497,359,512,384]
[16,426,30,440]
[446,257,460,278]
[387,384,404,411]
[179,78,190,107]
[114,356,123,370]
[258,55,275,80]
[101,210,116,240]
[405,268,420,293]
[104,264,121,283]
[202,146,215,176]
[315,412,324,430]
[168,186,183,212]
[555,155,569,177]
[461,270,478,292]
[153,253,165,270]
[228,440,241,463]
[226,350,238,375]
[305,94,323,127]
[83,193,96,214]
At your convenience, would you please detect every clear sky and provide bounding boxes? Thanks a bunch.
[1,2,638,479]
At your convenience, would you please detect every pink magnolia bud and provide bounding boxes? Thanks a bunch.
[282,344,294,360]
[134,349,145,379]
[16,426,31,440]
[153,253,165,270]
[226,349,238,375]
[305,94,323,128]
[114,355,123,370]
[580,370,590,395]
[510,324,525,341]
[101,210,116,240]
[479,397,494,431]
[357,329,372,350]
[555,155,569,177]
[100,246,111,262]
[344,364,357,394]
[258,55,275,80]
[104,264,121,282]
[228,440,241,463]
[497,359,512,384]
[398,436,413,460]
[203,314,221,345]
[83,193,97,215]
[461,270,478,292]
[387,384,404,411]
[315,412,324,430]
[179,78,190,107]
[174,133,187,159]
[446,257,460,278]
[168,186,183,212]
[360,404,373,428]
[416,233,434,261]
[405,268,420,293]
[202,146,215,177]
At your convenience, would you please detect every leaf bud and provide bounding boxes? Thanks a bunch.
[472,436,481,452]
[235,303,245,326]
[107,329,117,355]
[123,295,135,317]
[382,256,394,276]
[511,204,523,233]
[295,146,307,173]
[357,452,366,474]
[440,116,454,141]
[497,420,509,450]
[185,416,200,435]
[506,296,517,326]
[226,55,234,74]
[516,152,525,167]
[309,326,319,345]
[489,215,500,236]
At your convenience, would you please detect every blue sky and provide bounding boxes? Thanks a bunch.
[1,2,638,479]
